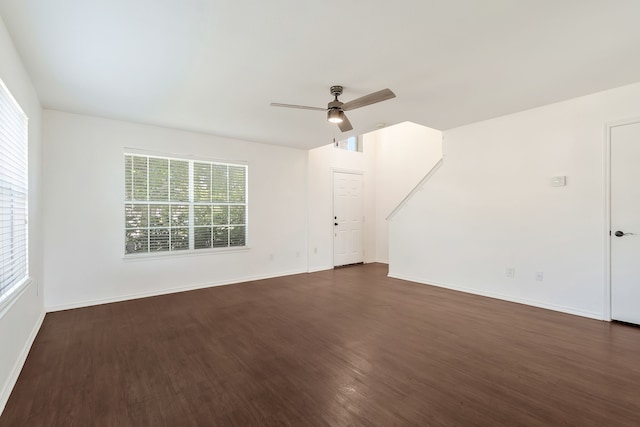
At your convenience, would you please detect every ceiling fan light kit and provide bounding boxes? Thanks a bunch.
[270,85,395,132]
[327,109,343,123]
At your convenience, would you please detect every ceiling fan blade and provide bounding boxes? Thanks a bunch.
[341,88,396,111]
[338,114,353,132]
[270,102,326,111]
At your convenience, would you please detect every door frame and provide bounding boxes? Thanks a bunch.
[331,168,364,268]
[604,116,640,321]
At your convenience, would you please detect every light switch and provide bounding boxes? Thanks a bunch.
[551,176,566,187]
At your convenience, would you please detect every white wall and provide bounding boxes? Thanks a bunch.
[389,82,640,320]
[371,122,443,263]
[0,16,44,415]
[307,123,442,270]
[43,111,308,310]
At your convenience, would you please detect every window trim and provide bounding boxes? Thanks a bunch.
[0,77,29,307]
[122,245,250,262]
[0,278,32,317]
[123,150,249,258]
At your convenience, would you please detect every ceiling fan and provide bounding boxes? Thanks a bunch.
[270,85,396,132]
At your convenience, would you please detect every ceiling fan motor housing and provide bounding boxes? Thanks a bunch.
[330,85,344,97]
[328,85,344,110]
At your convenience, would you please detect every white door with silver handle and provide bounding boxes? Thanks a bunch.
[611,121,640,325]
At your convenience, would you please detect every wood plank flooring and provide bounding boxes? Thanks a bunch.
[2,263,640,426]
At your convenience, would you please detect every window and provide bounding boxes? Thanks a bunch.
[124,154,247,255]
[0,79,29,298]
[335,135,362,152]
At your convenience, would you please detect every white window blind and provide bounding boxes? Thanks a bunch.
[124,154,247,255]
[0,79,29,297]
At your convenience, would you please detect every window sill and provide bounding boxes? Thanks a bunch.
[122,246,251,262]
[0,277,32,318]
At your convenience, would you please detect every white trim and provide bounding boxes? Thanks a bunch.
[604,116,640,322]
[0,78,27,119]
[330,167,364,175]
[0,278,31,317]
[0,77,29,302]
[0,309,45,416]
[388,272,605,321]
[386,158,443,221]
[604,122,612,321]
[45,268,308,312]
[124,146,249,167]
[307,265,333,273]
[122,246,251,262]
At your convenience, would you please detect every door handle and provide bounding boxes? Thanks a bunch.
[614,230,636,237]
[334,222,338,226]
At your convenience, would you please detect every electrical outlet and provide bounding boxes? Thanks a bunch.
[506,268,515,278]
[535,272,544,281]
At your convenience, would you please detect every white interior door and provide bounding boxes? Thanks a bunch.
[333,172,363,267]
[611,121,640,325]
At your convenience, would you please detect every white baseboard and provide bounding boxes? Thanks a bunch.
[46,268,308,312]
[309,262,386,271]
[388,272,604,321]
[0,309,45,416]
[307,265,333,273]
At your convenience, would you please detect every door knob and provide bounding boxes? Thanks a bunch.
[615,230,636,237]
[334,222,338,226]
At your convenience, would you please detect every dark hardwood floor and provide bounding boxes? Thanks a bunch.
[2,263,640,426]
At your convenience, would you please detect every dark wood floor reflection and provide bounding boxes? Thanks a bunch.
[2,263,640,426]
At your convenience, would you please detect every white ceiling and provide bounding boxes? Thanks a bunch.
[1,1,640,149]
